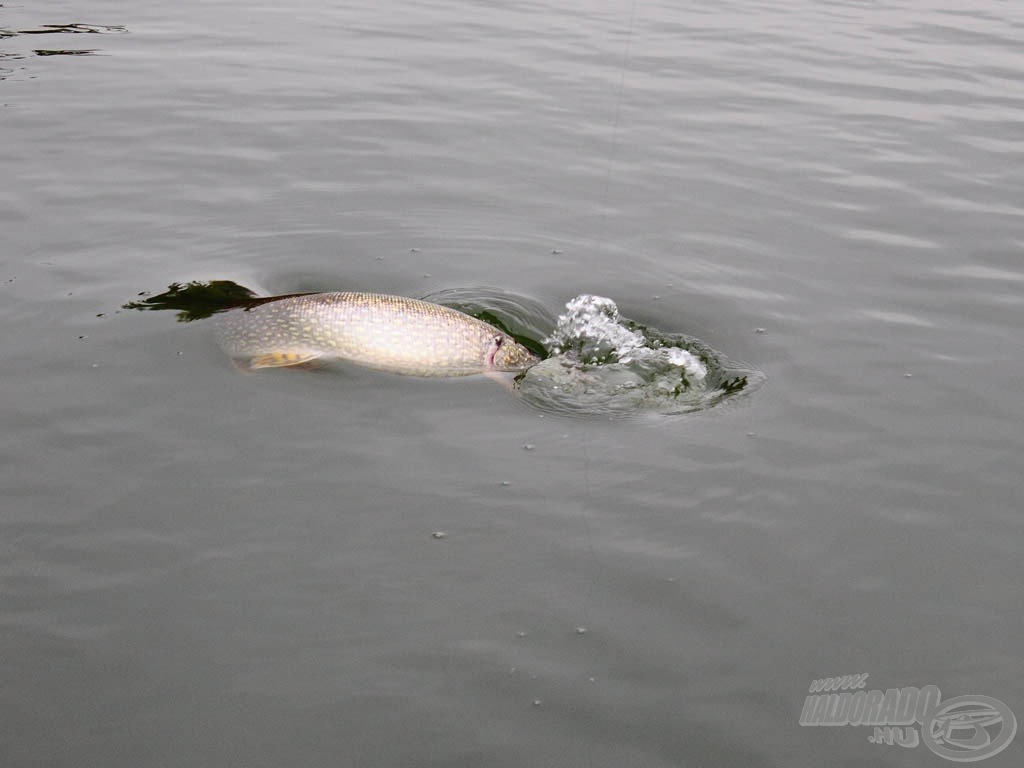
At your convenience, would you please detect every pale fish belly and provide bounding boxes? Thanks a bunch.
[214,292,538,377]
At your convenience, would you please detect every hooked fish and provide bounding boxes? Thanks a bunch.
[215,291,540,377]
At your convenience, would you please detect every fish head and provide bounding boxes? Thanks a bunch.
[486,333,540,372]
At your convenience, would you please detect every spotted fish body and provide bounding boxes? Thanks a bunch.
[215,292,539,377]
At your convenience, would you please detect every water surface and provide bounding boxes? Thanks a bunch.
[2,1,1022,766]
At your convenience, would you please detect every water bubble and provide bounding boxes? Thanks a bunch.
[523,444,535,451]
[431,531,447,539]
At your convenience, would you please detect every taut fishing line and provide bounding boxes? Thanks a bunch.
[576,4,638,743]
[594,0,639,253]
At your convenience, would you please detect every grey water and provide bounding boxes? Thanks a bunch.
[2,1,1023,766]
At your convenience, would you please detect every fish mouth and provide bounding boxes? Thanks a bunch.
[487,333,541,372]
[490,346,540,372]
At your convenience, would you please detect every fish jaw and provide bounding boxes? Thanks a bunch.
[488,334,540,372]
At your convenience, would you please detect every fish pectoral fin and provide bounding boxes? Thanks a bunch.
[482,370,518,392]
[237,351,324,370]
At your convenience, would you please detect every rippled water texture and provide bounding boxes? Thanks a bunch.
[2,1,1023,767]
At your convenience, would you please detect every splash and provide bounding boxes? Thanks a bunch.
[544,295,708,382]
[518,294,762,418]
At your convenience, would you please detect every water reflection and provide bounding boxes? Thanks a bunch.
[33,49,99,57]
[11,23,126,36]
[0,51,20,80]
[0,21,125,75]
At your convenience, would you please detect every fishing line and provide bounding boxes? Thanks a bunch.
[575,9,638,749]
[592,0,639,255]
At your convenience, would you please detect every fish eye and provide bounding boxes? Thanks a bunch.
[493,335,504,348]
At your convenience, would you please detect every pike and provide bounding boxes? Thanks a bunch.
[215,291,540,377]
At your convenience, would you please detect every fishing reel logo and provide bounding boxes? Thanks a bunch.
[799,675,1016,762]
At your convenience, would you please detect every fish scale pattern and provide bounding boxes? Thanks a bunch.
[216,292,538,377]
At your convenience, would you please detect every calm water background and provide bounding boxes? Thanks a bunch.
[3,1,1022,766]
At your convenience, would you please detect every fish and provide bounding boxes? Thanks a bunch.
[214,291,540,377]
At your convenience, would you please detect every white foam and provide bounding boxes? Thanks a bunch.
[664,347,708,383]
[545,294,645,360]
[547,295,706,382]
